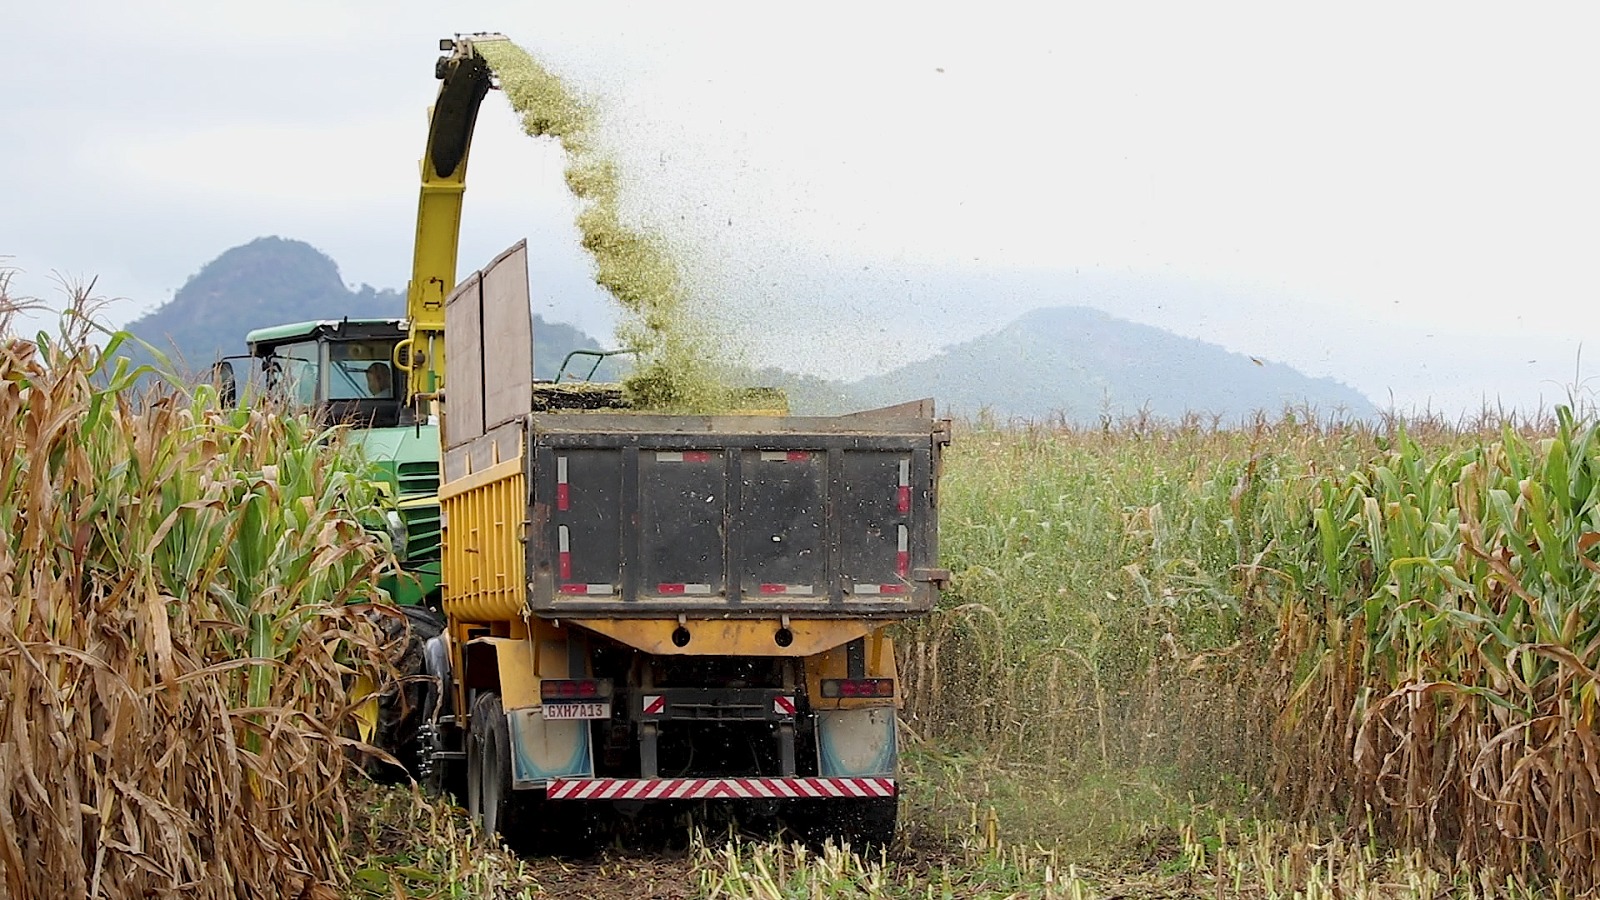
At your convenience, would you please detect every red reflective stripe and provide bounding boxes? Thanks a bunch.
[657,451,715,463]
[557,483,569,511]
[560,551,572,579]
[658,583,686,594]
[548,777,897,800]
[897,486,911,514]
[879,584,906,594]
[558,584,588,594]
[759,583,787,594]
[896,550,909,576]
[787,451,810,461]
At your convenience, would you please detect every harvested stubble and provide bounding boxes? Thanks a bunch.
[343,783,538,898]
[0,285,394,899]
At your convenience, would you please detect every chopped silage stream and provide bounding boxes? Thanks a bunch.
[475,39,730,412]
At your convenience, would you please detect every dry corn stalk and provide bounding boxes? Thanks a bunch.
[0,280,392,899]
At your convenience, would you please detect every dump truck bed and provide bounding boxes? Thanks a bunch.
[437,409,947,623]
[527,412,946,618]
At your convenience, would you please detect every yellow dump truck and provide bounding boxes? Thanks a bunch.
[400,38,948,847]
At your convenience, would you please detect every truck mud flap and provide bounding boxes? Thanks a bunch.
[816,708,897,777]
[507,707,593,788]
[546,776,895,801]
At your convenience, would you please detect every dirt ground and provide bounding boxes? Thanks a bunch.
[346,783,1265,899]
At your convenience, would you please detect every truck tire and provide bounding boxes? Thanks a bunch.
[466,691,517,840]
[839,795,898,852]
[791,795,898,853]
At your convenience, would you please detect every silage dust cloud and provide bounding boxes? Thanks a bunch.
[476,39,727,412]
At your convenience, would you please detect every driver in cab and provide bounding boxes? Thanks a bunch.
[366,362,394,398]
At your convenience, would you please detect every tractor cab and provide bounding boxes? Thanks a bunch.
[242,319,414,428]
[230,317,443,607]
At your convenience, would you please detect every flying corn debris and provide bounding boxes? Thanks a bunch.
[475,39,730,412]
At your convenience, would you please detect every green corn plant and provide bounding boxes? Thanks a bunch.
[0,286,396,899]
[1267,407,1600,890]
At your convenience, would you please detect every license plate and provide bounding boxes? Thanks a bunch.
[543,702,610,720]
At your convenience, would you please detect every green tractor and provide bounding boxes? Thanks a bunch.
[220,317,446,775]
[238,317,442,604]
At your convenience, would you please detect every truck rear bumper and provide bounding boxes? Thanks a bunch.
[547,776,895,801]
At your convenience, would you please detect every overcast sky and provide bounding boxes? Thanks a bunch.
[4,2,1598,414]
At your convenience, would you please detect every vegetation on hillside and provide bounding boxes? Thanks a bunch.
[730,305,1378,421]
[120,235,1379,422]
[849,306,1377,421]
[120,237,401,372]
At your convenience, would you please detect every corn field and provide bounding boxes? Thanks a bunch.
[0,283,395,899]
[1270,408,1600,887]
[902,407,1600,892]
[8,270,1600,896]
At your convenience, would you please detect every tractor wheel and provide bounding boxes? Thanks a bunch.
[370,605,446,780]
[466,691,517,840]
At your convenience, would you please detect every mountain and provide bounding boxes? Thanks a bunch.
[130,240,1375,421]
[123,237,608,380]
[122,237,399,371]
[757,306,1377,422]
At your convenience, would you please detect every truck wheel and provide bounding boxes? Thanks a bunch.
[466,691,517,839]
[793,796,897,853]
[840,795,898,852]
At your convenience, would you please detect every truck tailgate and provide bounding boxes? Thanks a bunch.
[527,413,945,617]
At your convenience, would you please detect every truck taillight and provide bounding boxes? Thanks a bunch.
[820,678,894,699]
[540,678,613,701]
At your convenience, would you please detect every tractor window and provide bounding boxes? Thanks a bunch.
[267,341,321,407]
[327,340,399,400]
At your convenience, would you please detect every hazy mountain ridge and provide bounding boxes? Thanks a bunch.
[122,237,603,379]
[748,306,1376,421]
[132,238,1376,421]
[855,306,1376,421]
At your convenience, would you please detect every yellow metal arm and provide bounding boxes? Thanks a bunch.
[401,34,506,409]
